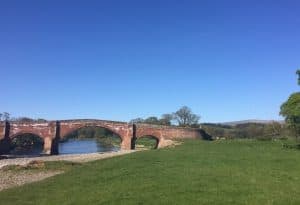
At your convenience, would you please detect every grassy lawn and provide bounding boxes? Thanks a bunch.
[1,139,300,205]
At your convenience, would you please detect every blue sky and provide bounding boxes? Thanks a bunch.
[0,0,299,122]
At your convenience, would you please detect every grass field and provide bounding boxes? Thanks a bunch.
[1,139,300,205]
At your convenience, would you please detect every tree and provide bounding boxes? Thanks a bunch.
[160,114,173,125]
[3,112,10,121]
[263,121,282,139]
[173,106,200,127]
[129,118,144,124]
[280,70,300,140]
[15,117,35,122]
[296,69,300,85]
[144,116,160,125]
[280,92,300,140]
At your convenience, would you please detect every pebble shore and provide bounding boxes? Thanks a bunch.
[0,150,137,191]
[0,150,136,169]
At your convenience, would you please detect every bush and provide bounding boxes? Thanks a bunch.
[282,143,300,150]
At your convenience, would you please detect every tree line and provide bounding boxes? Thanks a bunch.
[130,106,200,127]
[1,106,201,128]
[0,113,47,123]
[202,122,288,140]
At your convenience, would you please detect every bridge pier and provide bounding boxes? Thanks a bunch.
[120,124,134,150]
[0,137,11,155]
[0,121,11,155]
[43,137,53,155]
[121,138,132,150]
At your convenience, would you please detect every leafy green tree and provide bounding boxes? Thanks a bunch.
[280,92,300,140]
[296,69,300,85]
[280,70,300,140]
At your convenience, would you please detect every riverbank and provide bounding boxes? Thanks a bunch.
[2,140,300,204]
[0,140,180,192]
[0,150,137,191]
[0,150,136,169]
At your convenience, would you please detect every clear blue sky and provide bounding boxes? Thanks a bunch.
[1,0,299,122]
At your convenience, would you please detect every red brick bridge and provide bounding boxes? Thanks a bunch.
[0,119,210,155]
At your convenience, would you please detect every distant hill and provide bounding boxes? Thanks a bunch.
[215,120,285,126]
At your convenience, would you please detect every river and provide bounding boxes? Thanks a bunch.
[58,138,119,154]
[7,138,119,157]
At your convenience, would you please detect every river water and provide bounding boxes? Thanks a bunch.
[7,138,119,157]
[58,138,119,154]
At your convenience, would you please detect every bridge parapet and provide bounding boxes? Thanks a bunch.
[135,123,203,139]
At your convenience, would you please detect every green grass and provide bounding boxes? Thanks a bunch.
[1,140,300,204]
[135,137,158,149]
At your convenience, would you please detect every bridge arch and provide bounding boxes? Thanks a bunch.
[9,131,45,140]
[59,121,132,150]
[9,132,45,155]
[60,125,123,140]
[135,135,160,149]
[59,125,123,153]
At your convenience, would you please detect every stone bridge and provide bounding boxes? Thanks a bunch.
[0,119,210,155]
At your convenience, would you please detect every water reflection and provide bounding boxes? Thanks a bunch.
[5,138,119,158]
[9,146,43,157]
[58,138,120,154]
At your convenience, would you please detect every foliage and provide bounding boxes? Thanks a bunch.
[130,106,200,128]
[279,70,300,141]
[0,112,10,121]
[143,116,160,125]
[130,114,173,126]
[62,127,121,146]
[159,114,173,125]
[280,92,300,140]
[135,137,158,149]
[9,134,44,155]
[2,140,300,204]
[0,112,47,122]
[11,134,44,148]
[129,118,144,124]
[11,117,47,122]
[202,122,287,140]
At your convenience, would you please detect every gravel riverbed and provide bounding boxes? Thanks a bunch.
[0,150,137,191]
[0,150,136,169]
